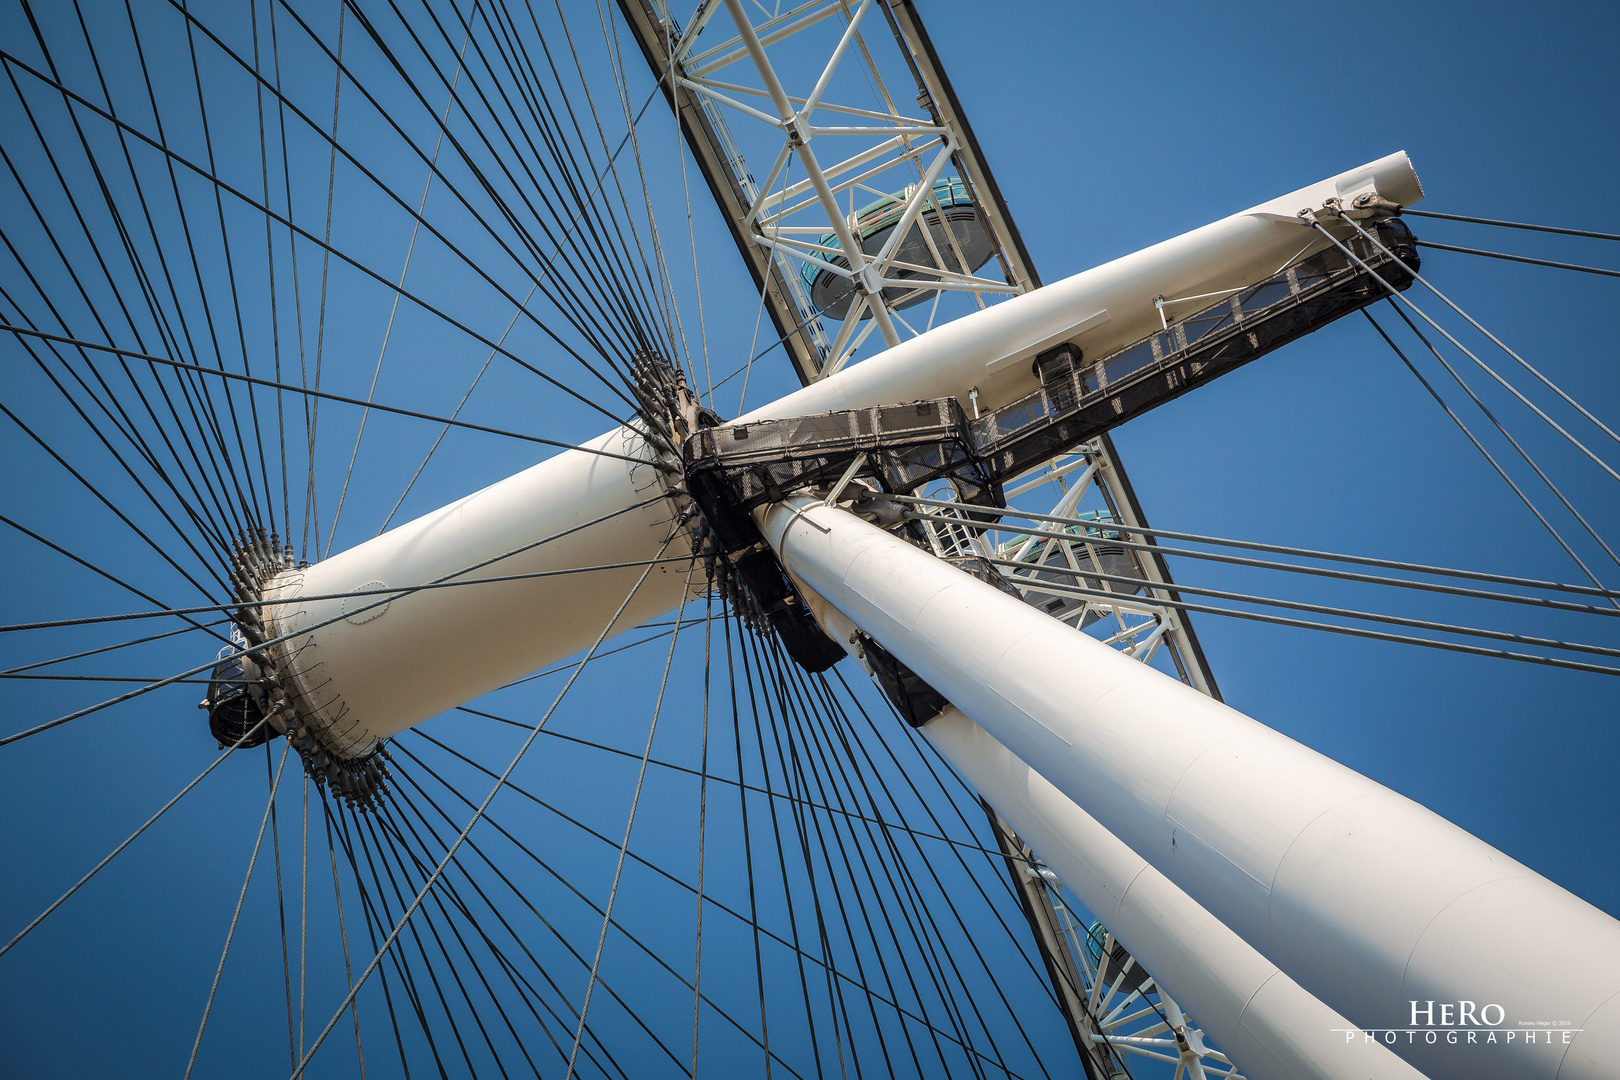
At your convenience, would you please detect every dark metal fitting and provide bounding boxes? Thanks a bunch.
[1349,192,1405,220]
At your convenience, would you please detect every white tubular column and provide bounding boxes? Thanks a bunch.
[923,706,1425,1080]
[758,496,1620,1080]
[262,426,691,756]
[255,153,1424,755]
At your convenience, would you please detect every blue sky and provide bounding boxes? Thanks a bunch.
[1,1,1617,1076]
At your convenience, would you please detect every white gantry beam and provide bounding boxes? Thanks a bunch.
[733,152,1422,424]
[755,494,1620,1080]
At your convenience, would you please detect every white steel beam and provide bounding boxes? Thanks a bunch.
[735,153,1422,423]
[924,705,1426,1080]
[259,426,696,756]
[755,494,1620,1080]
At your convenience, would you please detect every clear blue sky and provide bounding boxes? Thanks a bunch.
[1,1,1616,1076]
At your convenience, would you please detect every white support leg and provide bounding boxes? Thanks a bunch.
[757,495,1620,1080]
[932,704,1420,1080]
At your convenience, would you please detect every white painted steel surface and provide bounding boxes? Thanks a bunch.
[261,426,692,755]
[735,151,1423,423]
[923,705,1427,1080]
[757,495,1620,1080]
[259,155,1423,754]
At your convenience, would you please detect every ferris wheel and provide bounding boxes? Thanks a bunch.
[2,2,1617,1079]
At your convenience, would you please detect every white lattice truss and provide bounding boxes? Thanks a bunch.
[913,443,1183,665]
[1033,868,1245,1080]
[661,0,1023,374]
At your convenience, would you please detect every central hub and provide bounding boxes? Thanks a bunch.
[201,529,390,809]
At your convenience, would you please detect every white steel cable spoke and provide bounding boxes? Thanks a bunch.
[300,0,347,563]
[565,556,701,1079]
[445,626,1042,1073]
[184,739,294,1079]
[1343,212,1620,448]
[375,302,516,536]
[1310,216,1620,487]
[1415,238,1620,278]
[1401,205,1620,241]
[0,716,269,959]
[253,0,293,542]
[394,729,827,1079]
[267,744,298,1069]
[691,590,714,1076]
[1366,307,1620,600]
[898,501,1620,616]
[1375,301,1620,578]
[668,21,715,403]
[0,514,225,650]
[299,772,309,1056]
[0,554,691,637]
[374,73,675,532]
[327,29,473,558]
[320,790,367,1077]
[289,527,683,1079]
[0,619,232,676]
[0,45,645,426]
[994,573,1620,676]
[978,552,1620,660]
[1310,216,1620,599]
[921,490,1618,602]
[0,326,641,461]
[485,615,711,694]
[578,0,687,374]
[739,155,798,411]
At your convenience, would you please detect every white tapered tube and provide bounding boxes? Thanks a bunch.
[758,496,1620,1080]
[923,705,1426,1080]
[261,153,1423,754]
[261,426,692,755]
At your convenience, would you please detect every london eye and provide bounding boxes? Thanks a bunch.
[2,3,1617,1079]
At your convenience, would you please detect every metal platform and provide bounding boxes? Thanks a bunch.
[685,219,1420,548]
[974,219,1421,479]
[684,396,998,551]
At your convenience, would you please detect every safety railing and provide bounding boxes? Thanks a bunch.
[971,219,1419,479]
